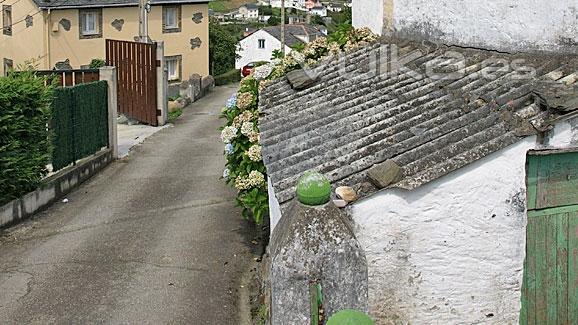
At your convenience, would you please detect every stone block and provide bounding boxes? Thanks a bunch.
[367,159,403,188]
[286,69,319,90]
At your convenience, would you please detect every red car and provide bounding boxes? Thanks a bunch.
[241,62,256,77]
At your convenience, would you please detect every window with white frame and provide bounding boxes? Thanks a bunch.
[163,5,181,33]
[79,9,101,38]
[165,56,181,81]
[258,39,265,49]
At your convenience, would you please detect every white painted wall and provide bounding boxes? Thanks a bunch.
[394,0,578,52]
[352,0,384,36]
[235,30,292,69]
[268,177,282,232]
[350,116,578,323]
[353,0,578,52]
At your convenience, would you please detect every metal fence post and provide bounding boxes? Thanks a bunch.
[99,66,119,159]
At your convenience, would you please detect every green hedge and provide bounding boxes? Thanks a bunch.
[0,72,53,205]
[215,69,242,86]
[51,81,108,171]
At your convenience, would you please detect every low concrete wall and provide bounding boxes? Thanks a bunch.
[0,149,113,229]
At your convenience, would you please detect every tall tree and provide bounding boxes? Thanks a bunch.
[209,18,238,76]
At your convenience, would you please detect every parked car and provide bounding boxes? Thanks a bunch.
[241,61,269,77]
[241,62,256,77]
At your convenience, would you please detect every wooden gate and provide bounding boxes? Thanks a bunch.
[106,39,159,126]
[521,150,578,324]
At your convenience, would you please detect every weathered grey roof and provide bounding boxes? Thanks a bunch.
[259,40,578,208]
[33,0,208,9]
[242,3,258,9]
[262,24,325,47]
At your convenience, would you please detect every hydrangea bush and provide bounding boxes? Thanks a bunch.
[220,27,378,224]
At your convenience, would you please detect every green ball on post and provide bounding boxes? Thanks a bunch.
[326,309,374,325]
[296,171,331,206]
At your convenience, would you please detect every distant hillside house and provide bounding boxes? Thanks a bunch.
[238,3,259,20]
[235,24,325,69]
[310,5,327,16]
[270,0,306,11]
[0,0,209,79]
[326,2,343,12]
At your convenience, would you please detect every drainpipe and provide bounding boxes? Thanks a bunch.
[45,9,51,70]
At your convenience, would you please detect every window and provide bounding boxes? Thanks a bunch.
[3,58,13,76]
[258,39,265,49]
[165,55,182,81]
[79,9,102,39]
[2,5,12,36]
[162,5,181,33]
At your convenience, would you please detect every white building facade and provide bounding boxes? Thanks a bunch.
[235,30,292,69]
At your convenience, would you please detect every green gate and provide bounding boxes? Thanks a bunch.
[521,150,578,324]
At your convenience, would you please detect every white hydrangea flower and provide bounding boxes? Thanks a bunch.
[220,126,238,143]
[234,170,266,190]
[247,145,262,162]
[223,168,230,179]
[241,121,254,137]
[248,170,265,187]
[248,131,260,144]
[253,64,274,81]
[291,51,306,65]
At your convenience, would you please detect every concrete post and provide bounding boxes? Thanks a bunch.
[156,41,168,126]
[270,171,369,324]
[99,66,119,159]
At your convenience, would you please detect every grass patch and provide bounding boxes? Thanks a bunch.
[215,68,242,86]
[168,108,183,123]
[209,1,228,12]
[209,0,249,12]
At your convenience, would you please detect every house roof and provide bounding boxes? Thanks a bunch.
[259,40,578,208]
[241,3,259,9]
[261,24,325,47]
[33,0,208,9]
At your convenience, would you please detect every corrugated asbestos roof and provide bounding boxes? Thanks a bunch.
[259,40,578,207]
[33,0,208,9]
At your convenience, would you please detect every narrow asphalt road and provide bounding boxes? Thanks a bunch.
[0,85,257,324]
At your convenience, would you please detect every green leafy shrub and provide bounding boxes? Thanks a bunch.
[89,59,105,69]
[0,71,54,205]
[215,68,242,86]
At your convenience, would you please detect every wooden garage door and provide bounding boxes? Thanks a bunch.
[520,150,578,324]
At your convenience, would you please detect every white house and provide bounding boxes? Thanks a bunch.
[235,24,325,69]
[270,0,306,11]
[326,2,343,12]
[261,41,578,323]
[310,5,327,16]
[239,3,259,20]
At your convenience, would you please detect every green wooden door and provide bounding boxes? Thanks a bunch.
[521,151,578,324]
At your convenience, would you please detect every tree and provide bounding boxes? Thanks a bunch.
[209,18,239,76]
[268,16,281,25]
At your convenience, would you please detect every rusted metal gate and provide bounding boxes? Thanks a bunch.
[521,150,578,324]
[105,39,158,126]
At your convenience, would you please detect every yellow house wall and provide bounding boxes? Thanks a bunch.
[0,0,47,75]
[47,3,208,78]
